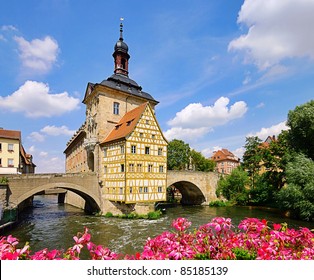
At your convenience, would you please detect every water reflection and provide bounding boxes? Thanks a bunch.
[4,195,314,256]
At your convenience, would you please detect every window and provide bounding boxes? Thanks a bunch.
[158,148,163,156]
[152,134,155,139]
[119,188,123,195]
[137,164,142,172]
[104,166,107,173]
[113,102,120,115]
[139,187,143,193]
[129,187,133,194]
[131,145,136,154]
[159,165,164,173]
[0,158,2,166]
[144,187,148,193]
[146,120,149,125]
[0,143,2,151]
[139,133,143,138]
[129,163,134,172]
[158,186,163,193]
[121,58,126,69]
[103,148,107,157]
[145,147,150,155]
[8,144,14,152]
[120,164,125,172]
[148,164,153,172]
[8,158,14,167]
[120,145,125,154]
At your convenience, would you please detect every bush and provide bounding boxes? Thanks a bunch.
[147,210,162,220]
[104,212,113,218]
[0,177,8,184]
[209,200,230,207]
[216,167,250,205]
[232,247,257,260]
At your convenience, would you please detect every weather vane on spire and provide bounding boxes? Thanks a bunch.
[119,17,124,41]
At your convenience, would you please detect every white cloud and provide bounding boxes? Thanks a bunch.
[28,145,36,153]
[14,35,59,73]
[1,25,18,31]
[0,80,80,118]
[25,145,64,173]
[201,146,222,158]
[229,0,314,70]
[232,147,246,160]
[164,127,211,142]
[35,155,65,173]
[256,102,265,109]
[41,125,75,136]
[168,97,247,128]
[28,132,45,142]
[247,121,289,141]
[164,97,247,142]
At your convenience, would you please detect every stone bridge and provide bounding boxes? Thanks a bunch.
[167,170,219,205]
[3,172,101,213]
[2,171,219,214]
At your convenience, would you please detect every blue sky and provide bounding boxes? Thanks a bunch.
[1,0,314,173]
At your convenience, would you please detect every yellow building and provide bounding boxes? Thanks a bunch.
[0,128,36,174]
[64,23,167,212]
[64,22,159,174]
[101,102,167,203]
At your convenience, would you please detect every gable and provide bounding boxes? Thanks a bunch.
[127,104,167,143]
[101,102,147,144]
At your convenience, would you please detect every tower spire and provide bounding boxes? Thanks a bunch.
[113,18,130,76]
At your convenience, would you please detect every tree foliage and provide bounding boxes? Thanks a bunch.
[167,139,190,170]
[216,167,250,205]
[190,149,215,172]
[242,136,263,187]
[276,153,314,221]
[218,100,314,221]
[286,100,314,160]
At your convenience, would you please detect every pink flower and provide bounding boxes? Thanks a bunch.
[171,217,191,232]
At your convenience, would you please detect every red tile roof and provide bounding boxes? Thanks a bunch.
[0,129,21,140]
[211,149,239,162]
[101,102,148,144]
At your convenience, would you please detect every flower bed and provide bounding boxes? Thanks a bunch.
[1,217,313,260]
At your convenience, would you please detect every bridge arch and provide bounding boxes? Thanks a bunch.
[16,182,101,214]
[166,170,219,205]
[168,181,206,205]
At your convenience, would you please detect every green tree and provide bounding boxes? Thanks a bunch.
[286,100,314,160]
[216,167,250,205]
[260,131,290,189]
[242,136,263,188]
[167,139,190,170]
[249,173,276,206]
[190,149,215,172]
[276,153,314,221]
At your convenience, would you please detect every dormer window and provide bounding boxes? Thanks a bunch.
[126,118,134,126]
[115,124,122,130]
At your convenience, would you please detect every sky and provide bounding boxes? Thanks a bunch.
[1,0,314,173]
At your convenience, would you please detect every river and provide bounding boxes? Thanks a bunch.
[3,195,314,256]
